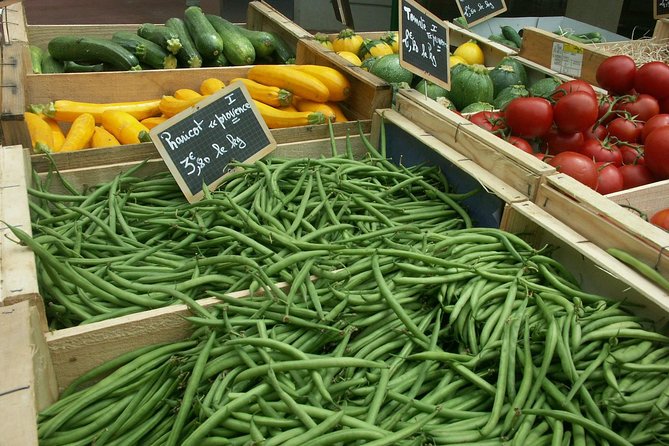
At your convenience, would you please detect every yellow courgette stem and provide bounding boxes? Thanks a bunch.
[231,77,293,107]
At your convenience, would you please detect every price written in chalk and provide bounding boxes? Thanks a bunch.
[656,0,669,18]
[456,0,507,26]
[151,83,276,203]
[399,0,450,89]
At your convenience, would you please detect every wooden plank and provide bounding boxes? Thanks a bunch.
[26,23,137,49]
[654,18,669,39]
[0,41,27,122]
[607,179,669,218]
[395,89,554,200]
[1,1,28,43]
[28,121,372,174]
[536,174,669,278]
[504,201,669,329]
[377,108,527,205]
[519,27,612,87]
[0,301,57,446]
[0,146,46,327]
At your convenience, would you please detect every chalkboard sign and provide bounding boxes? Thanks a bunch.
[655,0,669,19]
[151,83,276,203]
[398,0,450,90]
[456,0,507,27]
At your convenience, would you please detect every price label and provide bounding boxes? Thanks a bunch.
[551,42,583,78]
[151,83,276,203]
[655,0,669,19]
[455,0,507,26]
[399,0,450,90]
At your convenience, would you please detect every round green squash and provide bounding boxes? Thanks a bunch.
[449,63,494,111]
[528,76,562,99]
[415,78,450,100]
[493,84,530,110]
[489,56,529,97]
[460,101,495,113]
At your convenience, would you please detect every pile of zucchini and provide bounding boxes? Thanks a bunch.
[31,6,295,74]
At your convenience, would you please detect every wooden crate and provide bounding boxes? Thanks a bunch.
[654,18,669,40]
[535,173,669,280]
[393,88,555,201]
[519,27,613,87]
[6,109,669,444]
[1,1,391,148]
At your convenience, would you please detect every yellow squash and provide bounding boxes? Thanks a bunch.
[253,100,326,129]
[102,110,151,145]
[453,41,485,65]
[44,117,65,152]
[91,125,121,148]
[290,65,351,102]
[336,51,362,66]
[332,28,364,54]
[293,98,337,122]
[140,116,168,129]
[231,77,293,107]
[247,65,331,103]
[200,78,225,95]
[314,33,334,50]
[41,99,161,123]
[159,95,205,118]
[24,111,54,153]
[174,88,203,100]
[61,112,95,151]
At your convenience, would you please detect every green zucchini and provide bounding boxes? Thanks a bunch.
[111,31,177,69]
[63,60,105,72]
[47,35,142,71]
[501,26,523,48]
[234,25,275,58]
[488,34,518,49]
[40,52,64,73]
[267,32,295,64]
[137,23,182,55]
[184,6,224,60]
[165,17,203,69]
[30,45,43,74]
[206,13,255,66]
[202,52,229,67]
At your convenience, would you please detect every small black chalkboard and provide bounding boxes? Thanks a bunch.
[655,0,669,19]
[151,83,276,203]
[398,0,450,90]
[456,0,507,27]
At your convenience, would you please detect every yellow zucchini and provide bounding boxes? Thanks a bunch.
[253,100,326,129]
[91,125,121,148]
[326,101,349,122]
[40,99,161,124]
[293,97,337,122]
[24,112,55,153]
[140,116,168,129]
[61,112,95,151]
[247,65,330,103]
[174,88,203,100]
[200,78,225,95]
[291,65,351,101]
[159,95,204,118]
[102,110,151,145]
[44,117,65,152]
[231,77,293,107]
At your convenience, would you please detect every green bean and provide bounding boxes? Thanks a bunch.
[523,409,633,446]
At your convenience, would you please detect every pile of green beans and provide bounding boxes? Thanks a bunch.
[37,223,669,445]
[15,126,474,328]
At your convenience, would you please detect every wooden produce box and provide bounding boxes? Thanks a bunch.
[536,173,669,280]
[519,27,613,87]
[1,1,391,149]
[394,88,555,201]
[6,109,669,444]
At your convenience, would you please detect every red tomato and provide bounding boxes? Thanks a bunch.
[553,91,599,134]
[650,208,669,230]
[613,94,660,122]
[535,152,549,162]
[660,96,669,114]
[619,164,654,189]
[634,61,669,100]
[469,111,507,134]
[551,79,597,101]
[579,138,623,166]
[584,124,608,141]
[548,151,599,189]
[618,143,644,165]
[595,162,624,195]
[643,126,669,180]
[543,128,584,155]
[507,135,534,154]
[596,55,637,95]
[641,113,669,143]
[505,97,554,138]
[606,117,643,143]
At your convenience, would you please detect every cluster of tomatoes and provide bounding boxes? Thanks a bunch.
[466,55,669,196]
